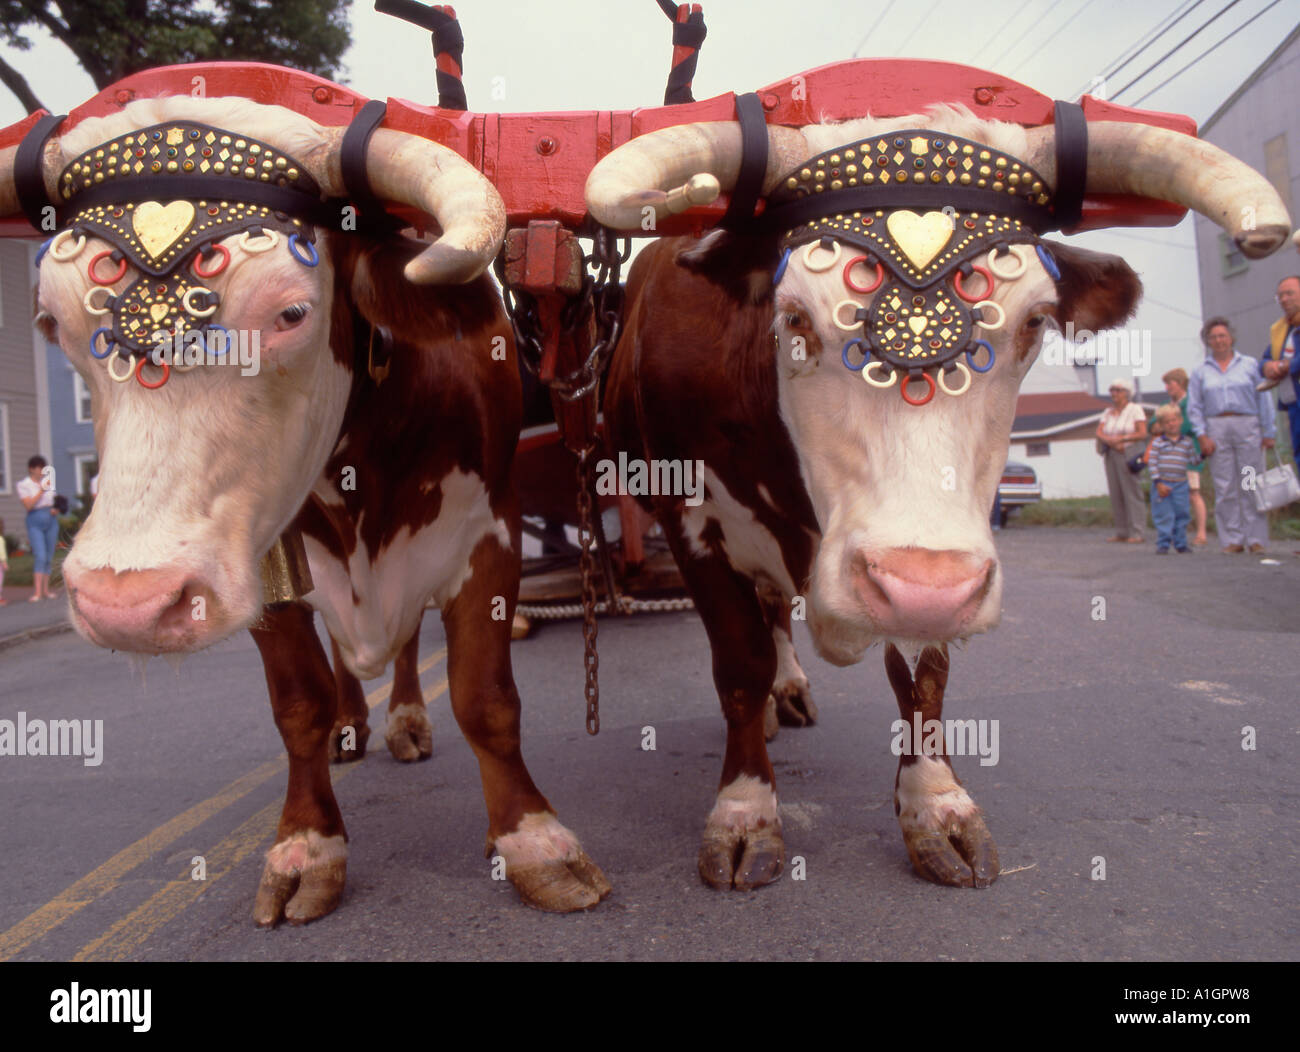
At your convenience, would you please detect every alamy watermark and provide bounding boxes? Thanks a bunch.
[890,712,999,766]
[149,327,260,377]
[1042,322,1151,377]
[0,712,103,766]
[594,453,705,507]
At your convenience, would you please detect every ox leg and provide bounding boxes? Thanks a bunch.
[760,597,817,740]
[385,610,435,762]
[884,643,999,889]
[250,602,349,925]
[665,529,784,890]
[442,528,611,912]
[328,637,371,763]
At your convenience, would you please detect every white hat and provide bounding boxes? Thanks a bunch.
[1108,377,1134,394]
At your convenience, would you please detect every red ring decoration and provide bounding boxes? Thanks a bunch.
[88,251,127,286]
[900,371,936,406]
[135,356,170,389]
[953,265,993,303]
[192,243,230,279]
[843,255,884,294]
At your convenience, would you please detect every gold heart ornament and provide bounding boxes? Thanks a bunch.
[132,201,195,261]
[149,302,170,323]
[885,210,953,270]
[907,316,928,335]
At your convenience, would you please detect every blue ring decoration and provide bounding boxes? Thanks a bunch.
[288,234,319,267]
[35,237,52,267]
[841,338,869,371]
[1035,244,1060,281]
[89,327,115,360]
[204,323,232,359]
[773,247,791,285]
[966,340,996,373]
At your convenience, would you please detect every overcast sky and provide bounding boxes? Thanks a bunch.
[2,0,1297,392]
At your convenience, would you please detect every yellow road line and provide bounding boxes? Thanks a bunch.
[75,676,451,961]
[0,644,447,961]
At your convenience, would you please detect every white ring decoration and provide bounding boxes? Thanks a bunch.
[49,229,86,262]
[863,361,898,388]
[239,229,279,254]
[106,350,135,382]
[833,299,865,332]
[938,360,972,396]
[183,287,217,318]
[974,299,1006,331]
[987,244,1030,280]
[83,286,113,315]
[802,240,842,272]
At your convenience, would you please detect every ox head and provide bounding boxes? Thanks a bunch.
[0,96,505,653]
[587,105,1290,663]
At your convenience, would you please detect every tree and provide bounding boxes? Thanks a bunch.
[0,1,351,113]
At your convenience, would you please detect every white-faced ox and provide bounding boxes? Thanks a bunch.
[587,105,1289,891]
[2,96,609,922]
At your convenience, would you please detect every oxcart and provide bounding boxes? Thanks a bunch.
[1,0,1287,920]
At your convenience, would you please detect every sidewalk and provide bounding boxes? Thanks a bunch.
[0,586,74,652]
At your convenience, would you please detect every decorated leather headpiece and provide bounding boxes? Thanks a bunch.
[763,128,1065,406]
[33,120,334,389]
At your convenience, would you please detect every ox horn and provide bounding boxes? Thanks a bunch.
[0,120,505,285]
[1029,122,1289,257]
[585,122,811,229]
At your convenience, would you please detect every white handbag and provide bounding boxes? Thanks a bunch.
[1251,449,1300,512]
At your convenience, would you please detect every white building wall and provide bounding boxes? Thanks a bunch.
[1010,438,1109,499]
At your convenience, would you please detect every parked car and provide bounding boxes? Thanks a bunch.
[995,460,1042,527]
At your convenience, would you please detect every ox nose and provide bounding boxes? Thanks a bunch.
[851,547,995,640]
[65,565,218,653]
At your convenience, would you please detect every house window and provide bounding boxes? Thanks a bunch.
[0,402,9,493]
[1026,441,1051,457]
[72,454,98,500]
[1219,232,1248,278]
[73,371,92,423]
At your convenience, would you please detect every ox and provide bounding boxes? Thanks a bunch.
[3,96,609,922]
[586,105,1288,891]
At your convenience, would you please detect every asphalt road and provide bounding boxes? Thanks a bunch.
[0,526,1296,961]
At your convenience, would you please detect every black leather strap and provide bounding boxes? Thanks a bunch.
[15,113,65,231]
[340,99,387,209]
[1052,100,1088,231]
[721,92,768,230]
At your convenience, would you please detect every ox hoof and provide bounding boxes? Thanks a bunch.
[697,775,784,891]
[327,719,370,764]
[492,812,612,913]
[772,676,818,729]
[384,702,433,763]
[254,832,348,927]
[895,755,999,889]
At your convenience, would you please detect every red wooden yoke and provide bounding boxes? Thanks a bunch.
[0,57,1194,240]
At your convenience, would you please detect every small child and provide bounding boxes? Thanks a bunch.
[0,516,7,605]
[1147,403,1197,554]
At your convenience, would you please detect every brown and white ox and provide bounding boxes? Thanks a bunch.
[586,105,1289,891]
[2,96,609,922]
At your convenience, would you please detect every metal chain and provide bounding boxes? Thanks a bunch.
[576,445,600,734]
[517,596,696,619]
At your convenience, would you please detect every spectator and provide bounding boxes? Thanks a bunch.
[1162,367,1209,546]
[1187,317,1275,554]
[1147,403,1197,554]
[1095,376,1147,543]
[15,455,61,600]
[1260,275,1300,469]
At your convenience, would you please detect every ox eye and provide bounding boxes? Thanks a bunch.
[276,302,311,330]
[780,309,811,331]
[1026,313,1047,329]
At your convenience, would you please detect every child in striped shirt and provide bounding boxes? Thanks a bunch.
[1148,403,1198,554]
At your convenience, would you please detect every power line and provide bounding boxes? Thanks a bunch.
[1070,0,1207,98]
[1131,0,1288,105]
[1105,0,1209,82]
[853,0,900,57]
[1111,0,1247,99]
[895,0,945,54]
[971,1,1032,67]
[990,0,1068,68]
[1015,0,1101,70]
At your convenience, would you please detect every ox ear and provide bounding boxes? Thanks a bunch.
[1045,239,1143,331]
[675,229,781,304]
